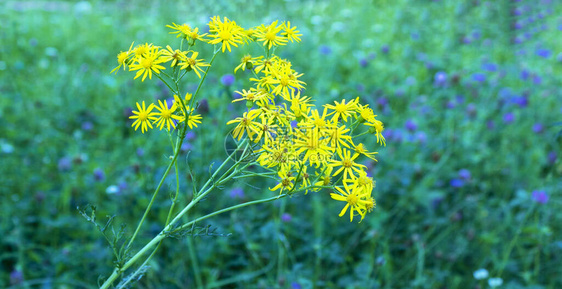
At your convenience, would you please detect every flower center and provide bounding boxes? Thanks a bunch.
[162,110,172,119]
[346,194,358,206]
[265,31,276,41]
[141,57,153,69]
[219,30,232,41]
[335,103,346,113]
[343,159,352,168]
[139,111,148,121]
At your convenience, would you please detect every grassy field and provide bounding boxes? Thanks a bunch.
[1,0,561,288]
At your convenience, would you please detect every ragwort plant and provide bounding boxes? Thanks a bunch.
[97,16,386,288]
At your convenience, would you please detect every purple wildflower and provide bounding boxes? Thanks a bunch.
[520,69,530,80]
[458,169,471,181]
[472,73,486,82]
[503,112,515,124]
[532,123,544,134]
[185,131,196,141]
[359,58,368,67]
[450,179,465,188]
[513,95,528,108]
[536,48,552,58]
[533,75,542,85]
[94,168,105,182]
[415,131,427,144]
[221,74,235,86]
[82,121,94,131]
[532,190,549,204]
[487,120,495,130]
[405,119,417,132]
[58,157,72,172]
[472,30,481,40]
[229,187,245,199]
[291,282,302,289]
[381,44,389,54]
[136,148,145,157]
[319,45,332,55]
[10,270,24,285]
[482,63,497,72]
[434,71,448,87]
[118,181,128,191]
[281,213,292,222]
[290,120,298,129]
[181,142,192,152]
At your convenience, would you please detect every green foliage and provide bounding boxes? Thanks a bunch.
[1,0,561,288]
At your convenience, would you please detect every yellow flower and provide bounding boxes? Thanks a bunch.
[252,113,278,145]
[344,170,374,195]
[207,16,245,53]
[130,101,158,133]
[186,27,208,43]
[173,92,193,109]
[328,147,366,180]
[330,184,370,222]
[132,43,157,59]
[233,88,271,107]
[269,170,295,195]
[293,125,333,168]
[282,21,302,43]
[352,142,378,161]
[226,109,261,141]
[179,51,210,79]
[153,100,182,131]
[160,45,186,67]
[355,101,375,123]
[324,99,358,123]
[129,48,166,82]
[166,22,192,39]
[266,69,306,98]
[326,124,352,149]
[255,20,288,49]
[365,119,386,146]
[234,54,263,73]
[178,108,202,129]
[110,42,135,74]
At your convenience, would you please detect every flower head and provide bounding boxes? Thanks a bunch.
[130,101,157,133]
[208,16,245,53]
[153,99,182,131]
[129,47,166,81]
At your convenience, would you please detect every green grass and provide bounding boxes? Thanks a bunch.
[1,0,561,288]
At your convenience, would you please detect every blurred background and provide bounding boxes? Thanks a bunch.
[1,0,561,288]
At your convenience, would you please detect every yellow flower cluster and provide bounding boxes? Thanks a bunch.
[129,93,201,133]
[220,18,385,222]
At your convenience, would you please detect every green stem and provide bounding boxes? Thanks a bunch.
[186,222,203,289]
[276,198,286,283]
[172,193,290,234]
